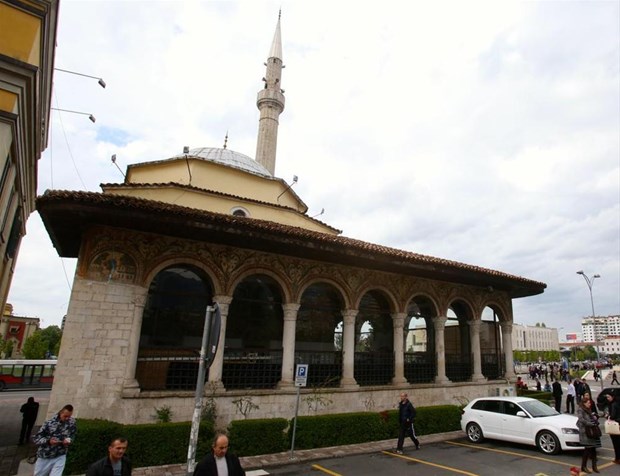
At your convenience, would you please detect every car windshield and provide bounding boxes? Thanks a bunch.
[519,399,559,417]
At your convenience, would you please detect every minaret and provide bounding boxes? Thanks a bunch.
[255,11,285,176]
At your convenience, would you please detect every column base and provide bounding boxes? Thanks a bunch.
[339,377,359,389]
[121,379,141,397]
[391,376,408,385]
[434,376,451,384]
[205,380,226,394]
[471,374,487,383]
[276,380,297,390]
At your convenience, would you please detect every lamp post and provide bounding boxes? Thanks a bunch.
[51,108,96,123]
[576,270,602,389]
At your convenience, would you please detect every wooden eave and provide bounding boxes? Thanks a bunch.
[36,190,547,298]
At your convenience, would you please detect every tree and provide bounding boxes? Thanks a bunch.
[22,326,62,359]
[0,339,14,358]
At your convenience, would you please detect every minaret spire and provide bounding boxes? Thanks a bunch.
[255,11,286,176]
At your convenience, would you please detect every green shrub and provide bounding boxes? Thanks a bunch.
[291,412,389,449]
[228,418,289,456]
[64,419,214,475]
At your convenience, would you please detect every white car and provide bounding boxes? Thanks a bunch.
[460,396,583,455]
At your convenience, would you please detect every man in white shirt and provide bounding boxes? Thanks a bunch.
[566,379,576,414]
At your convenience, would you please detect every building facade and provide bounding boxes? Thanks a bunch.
[0,303,40,358]
[512,323,559,352]
[582,315,620,343]
[39,16,546,425]
[0,0,58,312]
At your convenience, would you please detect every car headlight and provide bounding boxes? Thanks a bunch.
[562,428,579,434]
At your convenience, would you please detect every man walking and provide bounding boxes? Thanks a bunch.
[33,404,77,476]
[19,396,39,445]
[612,371,619,385]
[565,379,576,414]
[86,437,131,476]
[193,432,245,476]
[395,392,420,454]
[552,378,563,413]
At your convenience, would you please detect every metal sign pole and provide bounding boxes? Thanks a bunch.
[290,385,301,459]
[186,303,220,476]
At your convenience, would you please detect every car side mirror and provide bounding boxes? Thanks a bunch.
[516,411,527,418]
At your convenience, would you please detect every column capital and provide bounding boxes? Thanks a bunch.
[342,309,358,325]
[500,321,513,333]
[391,312,406,329]
[213,295,233,306]
[282,303,300,321]
[468,319,482,332]
[432,315,448,329]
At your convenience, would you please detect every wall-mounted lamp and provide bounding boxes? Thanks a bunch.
[55,68,106,88]
[51,107,96,123]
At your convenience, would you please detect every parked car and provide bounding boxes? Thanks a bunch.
[461,396,583,455]
[597,387,620,414]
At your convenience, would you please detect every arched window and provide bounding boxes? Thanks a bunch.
[296,282,344,387]
[136,265,213,390]
[223,274,284,389]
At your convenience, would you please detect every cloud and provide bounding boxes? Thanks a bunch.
[8,0,619,336]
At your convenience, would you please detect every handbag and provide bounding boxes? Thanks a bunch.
[585,424,602,438]
[605,419,620,435]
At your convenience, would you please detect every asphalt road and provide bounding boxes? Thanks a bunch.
[0,390,50,447]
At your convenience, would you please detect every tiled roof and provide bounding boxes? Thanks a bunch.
[100,181,340,234]
[36,189,547,295]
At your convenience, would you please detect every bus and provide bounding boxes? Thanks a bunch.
[0,359,56,390]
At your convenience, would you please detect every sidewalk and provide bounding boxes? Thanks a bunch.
[8,431,464,476]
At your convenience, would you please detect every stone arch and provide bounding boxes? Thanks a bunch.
[223,273,285,390]
[295,281,346,387]
[354,289,394,386]
[353,285,398,313]
[403,293,439,383]
[143,257,222,294]
[445,298,475,382]
[480,304,505,379]
[135,263,215,391]
[227,266,292,303]
[296,277,351,309]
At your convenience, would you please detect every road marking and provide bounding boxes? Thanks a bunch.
[381,450,479,475]
[246,471,269,476]
[311,464,342,475]
[446,441,575,467]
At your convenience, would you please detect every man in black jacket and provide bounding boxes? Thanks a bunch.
[395,392,420,454]
[552,378,563,413]
[194,432,245,476]
[86,437,131,476]
[19,396,39,445]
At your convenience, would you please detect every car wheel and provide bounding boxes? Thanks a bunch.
[537,430,560,455]
[0,380,5,391]
[466,422,484,443]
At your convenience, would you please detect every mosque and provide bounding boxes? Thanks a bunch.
[38,15,546,424]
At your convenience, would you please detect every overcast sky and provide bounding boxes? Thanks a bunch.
[7,0,619,337]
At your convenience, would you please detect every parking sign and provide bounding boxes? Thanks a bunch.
[295,364,308,387]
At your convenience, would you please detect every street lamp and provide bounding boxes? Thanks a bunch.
[576,270,602,389]
[51,108,96,123]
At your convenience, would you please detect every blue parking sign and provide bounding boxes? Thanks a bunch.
[295,364,308,387]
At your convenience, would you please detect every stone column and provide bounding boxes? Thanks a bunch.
[468,320,486,382]
[122,290,147,396]
[392,312,407,385]
[207,295,233,391]
[340,309,359,389]
[432,316,450,384]
[278,303,300,389]
[500,321,516,380]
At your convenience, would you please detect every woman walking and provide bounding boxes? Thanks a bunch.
[576,395,601,473]
[605,392,620,464]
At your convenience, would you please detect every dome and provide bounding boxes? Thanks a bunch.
[171,147,272,178]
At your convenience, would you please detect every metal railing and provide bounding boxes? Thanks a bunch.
[354,352,394,386]
[404,352,436,383]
